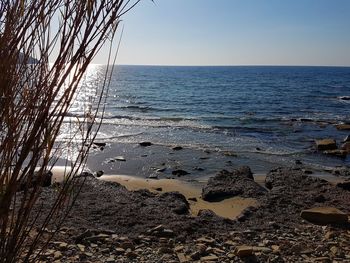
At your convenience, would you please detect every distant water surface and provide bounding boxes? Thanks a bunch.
[66,65,350,173]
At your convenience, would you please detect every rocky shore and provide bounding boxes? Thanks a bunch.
[27,165,350,262]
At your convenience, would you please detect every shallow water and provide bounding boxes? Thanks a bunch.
[63,65,350,173]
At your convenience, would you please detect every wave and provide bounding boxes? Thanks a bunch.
[113,105,174,112]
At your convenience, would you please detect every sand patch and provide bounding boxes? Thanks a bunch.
[99,175,257,220]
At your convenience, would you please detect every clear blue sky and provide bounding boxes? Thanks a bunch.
[96,0,350,66]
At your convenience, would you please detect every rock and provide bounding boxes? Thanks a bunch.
[53,251,62,260]
[148,174,158,179]
[125,251,138,259]
[202,166,266,201]
[177,253,189,263]
[336,181,350,191]
[300,207,348,225]
[315,139,337,151]
[339,96,350,101]
[139,142,152,147]
[295,160,302,165]
[222,151,237,157]
[77,244,85,252]
[188,197,197,202]
[120,241,135,250]
[115,247,125,255]
[172,170,190,177]
[115,156,126,162]
[174,245,184,252]
[252,246,272,253]
[156,167,166,173]
[158,247,173,254]
[330,246,344,257]
[235,245,253,257]
[200,255,219,261]
[159,192,189,215]
[336,124,350,131]
[96,170,104,177]
[323,149,347,158]
[343,135,350,142]
[332,167,350,177]
[196,237,215,245]
[190,251,201,260]
[172,146,183,151]
[93,142,106,147]
[341,142,350,152]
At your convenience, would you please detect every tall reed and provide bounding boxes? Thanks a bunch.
[0,1,140,262]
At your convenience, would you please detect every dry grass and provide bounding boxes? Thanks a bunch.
[0,0,140,262]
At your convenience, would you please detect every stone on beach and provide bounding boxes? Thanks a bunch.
[323,149,347,158]
[139,142,153,147]
[315,139,337,151]
[172,169,190,177]
[172,146,183,151]
[202,166,266,201]
[335,124,350,131]
[300,207,348,225]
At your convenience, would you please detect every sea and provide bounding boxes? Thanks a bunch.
[63,65,350,176]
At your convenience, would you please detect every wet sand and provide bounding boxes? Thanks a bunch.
[99,174,257,220]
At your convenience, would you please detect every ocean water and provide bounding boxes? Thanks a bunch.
[66,65,350,173]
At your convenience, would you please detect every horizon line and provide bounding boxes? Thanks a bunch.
[92,63,350,68]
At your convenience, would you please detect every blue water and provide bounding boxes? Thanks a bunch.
[75,65,350,172]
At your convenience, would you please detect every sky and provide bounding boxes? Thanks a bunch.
[95,0,350,66]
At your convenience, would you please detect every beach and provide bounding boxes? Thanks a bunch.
[33,65,350,262]
[30,162,350,262]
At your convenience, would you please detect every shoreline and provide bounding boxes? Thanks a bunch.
[86,141,348,182]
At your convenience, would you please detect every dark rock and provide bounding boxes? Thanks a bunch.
[193,167,204,171]
[115,156,126,162]
[336,181,350,191]
[156,167,166,173]
[188,197,197,202]
[336,124,350,131]
[323,149,347,158]
[202,166,266,201]
[339,96,350,101]
[315,139,337,151]
[96,171,104,177]
[19,171,53,191]
[300,207,348,225]
[172,170,190,177]
[314,195,326,203]
[295,160,302,165]
[93,142,106,147]
[159,192,189,215]
[139,142,153,147]
[303,169,313,174]
[148,174,158,179]
[155,187,162,191]
[332,168,350,177]
[222,151,237,157]
[172,146,183,151]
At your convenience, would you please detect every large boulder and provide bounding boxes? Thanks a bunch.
[315,139,337,151]
[300,207,348,225]
[201,166,266,202]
